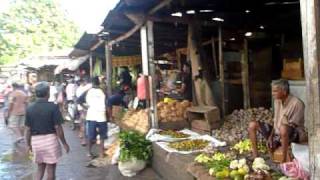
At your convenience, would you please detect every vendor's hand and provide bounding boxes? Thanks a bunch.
[63,143,70,153]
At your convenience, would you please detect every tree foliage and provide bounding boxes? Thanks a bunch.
[0,0,80,64]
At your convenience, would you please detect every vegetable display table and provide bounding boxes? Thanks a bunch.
[152,143,197,180]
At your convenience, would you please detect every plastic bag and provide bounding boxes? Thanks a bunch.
[118,158,146,177]
[104,134,118,149]
[291,143,309,173]
[111,146,120,165]
[280,159,309,180]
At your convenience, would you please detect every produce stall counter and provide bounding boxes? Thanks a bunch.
[152,142,198,180]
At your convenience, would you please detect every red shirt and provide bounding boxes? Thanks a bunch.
[137,75,149,100]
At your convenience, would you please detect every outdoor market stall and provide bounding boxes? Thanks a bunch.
[68,0,317,179]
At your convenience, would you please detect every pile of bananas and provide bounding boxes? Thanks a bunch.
[158,130,190,138]
[168,139,209,151]
[232,139,268,154]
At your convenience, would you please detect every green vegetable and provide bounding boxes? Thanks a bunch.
[119,130,152,162]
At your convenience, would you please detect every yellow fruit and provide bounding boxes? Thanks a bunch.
[215,171,225,178]
[222,169,230,177]
[216,169,229,178]
[234,174,244,180]
[230,170,239,178]
[237,168,247,176]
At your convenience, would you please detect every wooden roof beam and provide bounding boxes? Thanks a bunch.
[106,0,173,47]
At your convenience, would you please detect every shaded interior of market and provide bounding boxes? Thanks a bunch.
[70,0,304,112]
[1,0,317,179]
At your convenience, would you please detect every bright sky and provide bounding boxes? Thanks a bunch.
[58,0,119,33]
[0,0,119,33]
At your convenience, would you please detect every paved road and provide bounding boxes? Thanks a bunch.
[0,110,160,180]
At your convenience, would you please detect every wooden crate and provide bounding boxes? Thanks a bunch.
[159,120,189,130]
[191,119,222,135]
[281,58,304,80]
[187,106,221,135]
[283,58,303,71]
[281,69,304,80]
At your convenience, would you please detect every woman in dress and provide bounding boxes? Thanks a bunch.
[25,82,70,180]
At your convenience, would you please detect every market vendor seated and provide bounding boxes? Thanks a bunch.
[248,79,307,163]
[107,89,127,122]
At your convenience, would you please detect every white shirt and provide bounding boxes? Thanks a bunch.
[66,83,77,101]
[76,84,92,98]
[49,85,58,102]
[85,88,107,122]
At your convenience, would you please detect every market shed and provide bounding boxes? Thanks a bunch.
[93,0,304,114]
[69,0,320,178]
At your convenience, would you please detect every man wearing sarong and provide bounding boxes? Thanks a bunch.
[248,79,307,163]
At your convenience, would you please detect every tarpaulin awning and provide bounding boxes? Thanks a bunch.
[54,55,89,74]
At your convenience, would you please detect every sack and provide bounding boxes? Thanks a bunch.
[280,159,309,180]
[291,143,309,173]
[118,158,146,177]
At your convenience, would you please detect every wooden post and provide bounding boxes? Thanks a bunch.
[211,37,218,78]
[147,21,158,128]
[218,26,225,116]
[300,0,320,178]
[188,22,202,106]
[140,25,149,75]
[241,39,250,109]
[105,42,112,96]
[140,21,158,128]
[89,53,93,78]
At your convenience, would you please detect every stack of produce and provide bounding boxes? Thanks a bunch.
[158,130,190,138]
[212,107,273,144]
[229,159,250,179]
[121,109,149,134]
[195,152,231,179]
[232,139,267,154]
[157,100,192,122]
[168,139,209,151]
[119,131,152,162]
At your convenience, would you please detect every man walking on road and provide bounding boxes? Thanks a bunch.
[6,82,28,143]
[85,76,108,158]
